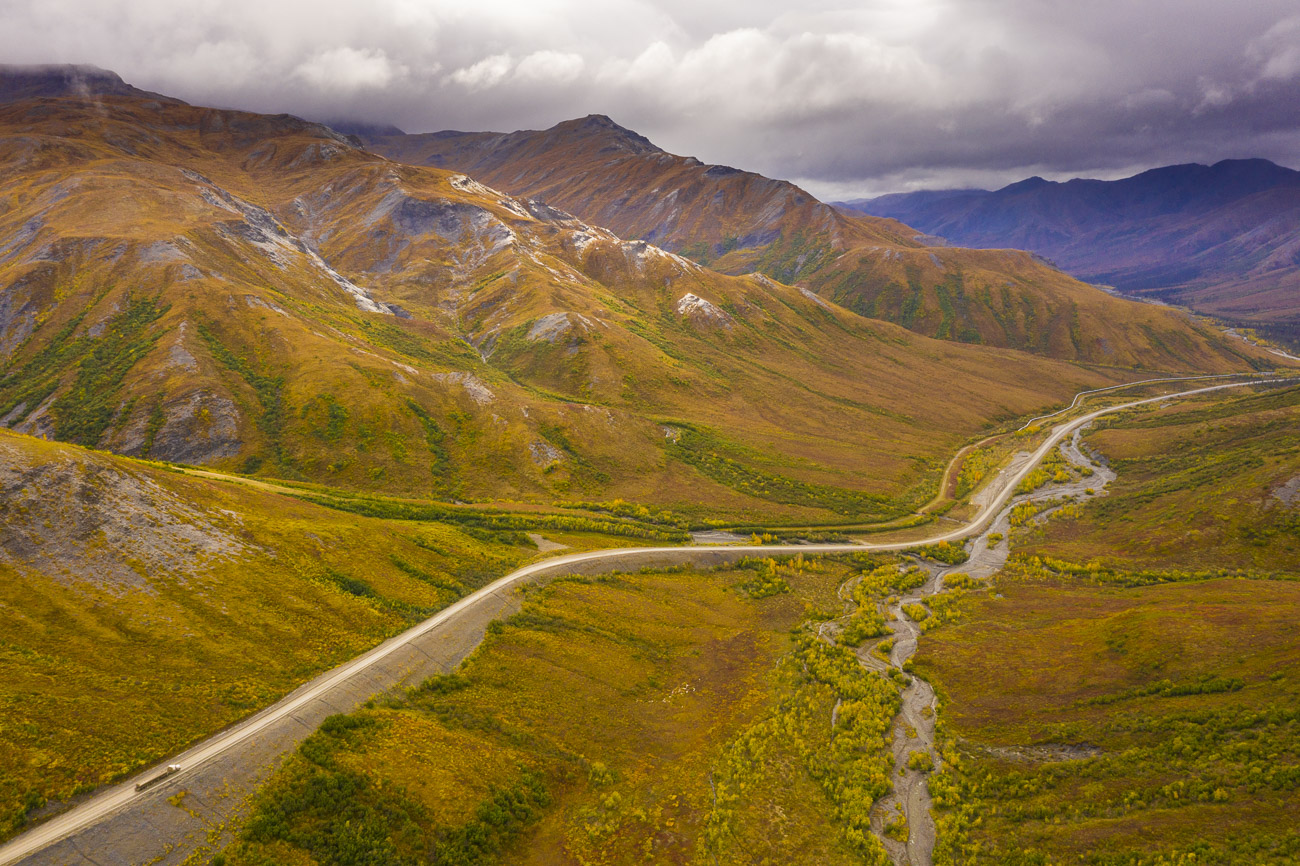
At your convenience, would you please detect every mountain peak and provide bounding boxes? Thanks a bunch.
[325,119,407,140]
[0,63,182,105]
[1206,157,1300,186]
[548,114,661,154]
[999,175,1054,194]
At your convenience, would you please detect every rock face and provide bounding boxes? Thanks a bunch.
[110,390,243,464]
[676,292,733,328]
[1274,475,1300,506]
[529,440,563,466]
[154,392,242,463]
[0,435,250,589]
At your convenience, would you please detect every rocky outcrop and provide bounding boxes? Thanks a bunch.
[676,292,733,329]
[0,434,250,589]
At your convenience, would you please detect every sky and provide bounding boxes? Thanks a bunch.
[4,0,1300,198]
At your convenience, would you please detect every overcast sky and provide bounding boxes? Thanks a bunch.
[5,0,1300,198]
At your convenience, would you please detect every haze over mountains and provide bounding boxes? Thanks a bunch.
[842,159,1300,332]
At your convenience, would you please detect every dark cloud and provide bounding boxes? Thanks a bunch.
[4,0,1299,196]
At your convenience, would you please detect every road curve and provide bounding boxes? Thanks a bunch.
[1015,372,1259,432]
[2,375,1294,865]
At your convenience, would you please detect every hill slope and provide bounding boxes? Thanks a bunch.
[843,160,1300,329]
[356,117,1261,363]
[3,80,1259,522]
[0,426,535,837]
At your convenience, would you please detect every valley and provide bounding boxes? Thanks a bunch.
[2,375,1294,865]
[915,382,1300,863]
[1,57,1299,866]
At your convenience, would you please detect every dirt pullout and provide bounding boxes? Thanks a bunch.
[526,532,569,552]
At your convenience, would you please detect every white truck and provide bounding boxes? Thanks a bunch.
[134,764,182,791]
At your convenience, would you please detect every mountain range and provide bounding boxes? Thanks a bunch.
[840,159,1300,333]
[0,65,1280,524]
[357,118,1262,359]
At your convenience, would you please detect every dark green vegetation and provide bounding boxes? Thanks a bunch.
[0,295,167,446]
[194,320,288,471]
[297,490,689,542]
[221,557,905,865]
[914,384,1300,864]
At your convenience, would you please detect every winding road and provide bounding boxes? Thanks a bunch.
[1,374,1295,866]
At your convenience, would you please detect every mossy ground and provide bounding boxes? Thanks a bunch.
[913,384,1300,864]
[220,556,907,866]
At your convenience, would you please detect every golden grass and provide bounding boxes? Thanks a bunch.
[0,430,532,838]
[910,384,1300,864]
[222,557,903,865]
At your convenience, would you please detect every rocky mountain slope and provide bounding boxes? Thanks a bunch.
[0,69,1278,522]
[357,117,1260,362]
[842,159,1300,330]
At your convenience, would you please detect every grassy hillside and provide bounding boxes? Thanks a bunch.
[911,384,1300,864]
[1,92,1256,526]
[359,118,1273,366]
[1025,382,1300,571]
[792,243,1257,368]
[917,571,1300,865]
[0,429,543,839]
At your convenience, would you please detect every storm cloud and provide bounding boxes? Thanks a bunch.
[4,0,1300,196]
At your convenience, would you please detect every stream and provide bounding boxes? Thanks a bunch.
[831,425,1116,865]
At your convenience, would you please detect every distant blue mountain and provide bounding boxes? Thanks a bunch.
[840,159,1300,326]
